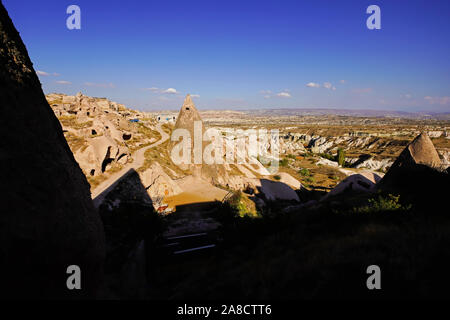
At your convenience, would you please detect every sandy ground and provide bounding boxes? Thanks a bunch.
[164,176,228,209]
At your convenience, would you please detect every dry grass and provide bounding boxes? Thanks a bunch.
[58,115,93,129]
[277,154,347,190]
[138,140,189,177]
[47,99,63,105]
[63,132,88,153]
[432,136,450,149]
[86,163,124,189]
[128,123,162,153]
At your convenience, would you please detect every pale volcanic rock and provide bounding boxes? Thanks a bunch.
[140,162,183,202]
[75,135,129,176]
[62,95,76,104]
[354,157,393,172]
[322,171,382,200]
[427,131,443,138]
[171,94,202,147]
[379,132,446,191]
[316,157,339,167]
[236,164,257,179]
[256,179,300,202]
[276,172,302,190]
[438,150,450,168]
[170,94,203,172]
[393,132,441,169]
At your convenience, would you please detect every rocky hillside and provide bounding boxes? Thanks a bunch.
[47,93,161,187]
[94,95,303,216]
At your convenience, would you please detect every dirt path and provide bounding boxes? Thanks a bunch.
[91,123,169,207]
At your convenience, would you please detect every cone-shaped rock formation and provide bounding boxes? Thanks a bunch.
[173,94,203,133]
[378,132,448,210]
[170,94,204,174]
[391,132,441,169]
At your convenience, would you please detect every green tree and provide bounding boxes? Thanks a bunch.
[337,148,345,167]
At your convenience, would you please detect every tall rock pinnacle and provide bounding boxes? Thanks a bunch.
[170,94,204,173]
[173,94,203,133]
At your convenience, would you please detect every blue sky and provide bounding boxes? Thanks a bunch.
[3,0,450,112]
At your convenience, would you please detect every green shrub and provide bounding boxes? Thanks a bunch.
[305,176,315,183]
[298,168,311,177]
[227,191,259,218]
[352,194,411,214]
[279,158,289,167]
[319,153,335,161]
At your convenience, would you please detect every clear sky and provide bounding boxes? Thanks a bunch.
[3,0,450,112]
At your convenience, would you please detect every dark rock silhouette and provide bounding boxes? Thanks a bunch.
[378,132,449,210]
[0,3,105,298]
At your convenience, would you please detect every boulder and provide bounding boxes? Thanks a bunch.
[140,162,183,203]
[257,179,300,202]
[322,171,382,200]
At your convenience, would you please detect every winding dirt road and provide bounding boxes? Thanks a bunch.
[91,123,169,207]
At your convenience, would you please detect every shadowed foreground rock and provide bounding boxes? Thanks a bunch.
[0,3,105,298]
[378,132,449,210]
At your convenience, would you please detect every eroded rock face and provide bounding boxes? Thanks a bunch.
[0,4,104,298]
[141,162,183,203]
[76,135,129,176]
[170,94,203,173]
[384,132,442,172]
